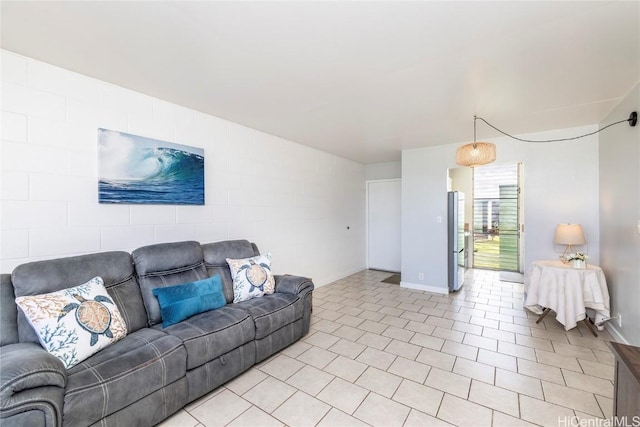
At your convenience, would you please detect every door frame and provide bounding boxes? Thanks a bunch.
[366,178,402,272]
[518,162,525,273]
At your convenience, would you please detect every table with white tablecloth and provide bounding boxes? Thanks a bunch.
[525,260,610,332]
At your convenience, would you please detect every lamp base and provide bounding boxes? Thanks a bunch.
[560,244,577,263]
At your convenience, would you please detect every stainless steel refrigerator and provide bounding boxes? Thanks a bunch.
[448,191,465,292]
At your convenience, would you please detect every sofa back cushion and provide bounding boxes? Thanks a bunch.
[132,241,208,326]
[201,240,259,304]
[0,274,19,346]
[11,251,147,344]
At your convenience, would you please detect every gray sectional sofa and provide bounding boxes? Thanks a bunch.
[0,240,314,426]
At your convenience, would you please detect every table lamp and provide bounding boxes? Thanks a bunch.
[554,223,586,260]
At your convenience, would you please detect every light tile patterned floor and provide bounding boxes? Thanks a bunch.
[158,269,616,427]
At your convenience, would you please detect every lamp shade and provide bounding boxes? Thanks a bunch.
[455,142,496,167]
[553,224,586,245]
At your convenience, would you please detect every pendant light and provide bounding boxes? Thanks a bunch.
[455,116,496,167]
[455,111,637,167]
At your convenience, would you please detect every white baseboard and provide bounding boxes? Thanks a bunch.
[605,322,629,344]
[400,281,448,295]
[314,265,367,288]
[313,269,449,296]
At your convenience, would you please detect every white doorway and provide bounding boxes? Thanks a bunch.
[367,179,401,272]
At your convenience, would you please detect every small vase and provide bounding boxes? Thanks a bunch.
[571,259,586,269]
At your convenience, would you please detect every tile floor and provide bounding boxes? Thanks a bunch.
[158,269,617,427]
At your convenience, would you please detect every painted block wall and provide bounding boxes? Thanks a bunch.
[599,83,640,346]
[401,127,600,293]
[0,50,366,285]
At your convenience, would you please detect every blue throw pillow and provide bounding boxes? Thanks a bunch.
[152,275,226,328]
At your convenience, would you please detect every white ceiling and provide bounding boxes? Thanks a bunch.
[2,1,638,164]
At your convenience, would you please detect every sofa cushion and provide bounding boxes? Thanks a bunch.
[63,327,186,427]
[202,240,258,304]
[234,293,304,340]
[11,252,147,344]
[227,253,275,303]
[153,275,226,328]
[132,241,208,327]
[16,277,128,369]
[154,305,255,370]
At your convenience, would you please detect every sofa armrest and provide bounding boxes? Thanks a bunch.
[274,275,314,296]
[1,343,66,426]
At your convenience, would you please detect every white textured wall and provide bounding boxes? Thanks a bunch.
[402,127,600,292]
[0,50,366,285]
[599,83,640,346]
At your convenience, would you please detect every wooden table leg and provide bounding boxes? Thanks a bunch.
[583,317,598,337]
[536,308,551,324]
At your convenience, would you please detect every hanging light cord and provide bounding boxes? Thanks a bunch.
[474,112,637,143]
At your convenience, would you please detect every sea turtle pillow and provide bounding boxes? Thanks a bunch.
[15,277,128,369]
[226,253,275,303]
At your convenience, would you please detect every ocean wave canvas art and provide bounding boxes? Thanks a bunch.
[98,129,205,205]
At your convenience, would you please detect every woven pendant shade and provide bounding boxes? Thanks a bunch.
[455,142,496,167]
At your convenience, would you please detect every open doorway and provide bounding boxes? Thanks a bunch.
[473,163,522,272]
[449,163,524,274]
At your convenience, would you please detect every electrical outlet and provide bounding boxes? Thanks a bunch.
[418,272,424,280]
[617,313,622,328]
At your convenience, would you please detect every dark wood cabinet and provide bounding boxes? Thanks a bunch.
[610,341,640,417]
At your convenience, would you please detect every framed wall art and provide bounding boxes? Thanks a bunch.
[98,129,204,205]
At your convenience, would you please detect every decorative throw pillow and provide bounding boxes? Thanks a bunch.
[15,277,127,369]
[226,253,275,303]
[152,275,226,328]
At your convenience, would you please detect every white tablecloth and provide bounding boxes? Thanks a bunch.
[525,260,610,331]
